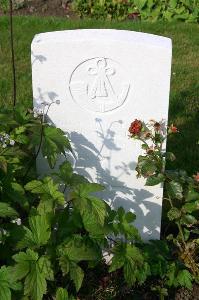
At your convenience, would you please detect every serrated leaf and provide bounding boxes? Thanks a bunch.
[17,215,51,249]
[125,211,136,223]
[183,201,199,213]
[0,266,14,300]
[166,262,176,287]
[0,202,18,218]
[181,214,197,225]
[25,180,46,194]
[81,197,107,236]
[25,177,64,203]
[123,259,136,286]
[186,190,199,202]
[6,267,22,291]
[166,181,183,200]
[13,250,51,300]
[74,183,105,198]
[58,161,73,182]
[176,270,192,290]
[109,254,125,273]
[145,173,165,186]
[69,263,84,292]
[56,288,69,300]
[58,235,101,263]
[13,249,38,280]
[24,260,47,300]
[167,207,181,221]
[73,185,107,235]
[42,126,71,168]
[59,256,70,275]
[38,256,54,281]
[138,157,157,176]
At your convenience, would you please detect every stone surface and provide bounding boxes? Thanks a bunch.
[31,29,172,240]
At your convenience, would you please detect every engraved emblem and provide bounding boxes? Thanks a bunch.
[69,57,130,113]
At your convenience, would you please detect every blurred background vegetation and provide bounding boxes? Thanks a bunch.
[0,1,199,176]
[0,0,199,22]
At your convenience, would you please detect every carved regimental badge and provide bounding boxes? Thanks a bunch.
[69,57,130,113]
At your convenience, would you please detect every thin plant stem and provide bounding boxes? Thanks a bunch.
[9,0,17,107]
[23,115,44,179]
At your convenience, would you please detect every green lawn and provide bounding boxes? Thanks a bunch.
[0,16,199,174]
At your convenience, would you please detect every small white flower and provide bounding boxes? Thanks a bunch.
[33,107,43,117]
[9,140,15,146]
[12,218,21,225]
[2,143,7,148]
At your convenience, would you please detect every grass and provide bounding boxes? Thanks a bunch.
[0,16,199,174]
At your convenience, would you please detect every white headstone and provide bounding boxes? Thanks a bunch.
[31,29,172,240]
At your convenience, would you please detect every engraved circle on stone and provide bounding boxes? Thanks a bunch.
[69,57,130,113]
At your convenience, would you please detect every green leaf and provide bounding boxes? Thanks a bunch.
[73,183,105,198]
[25,177,65,207]
[166,262,176,287]
[69,263,84,292]
[183,201,199,213]
[145,173,165,186]
[125,211,136,223]
[38,256,54,281]
[24,259,47,300]
[0,202,18,218]
[58,161,73,182]
[186,190,199,202]
[13,249,51,300]
[123,259,136,286]
[166,181,183,200]
[180,214,197,225]
[84,196,107,226]
[137,156,157,176]
[134,0,147,10]
[109,242,145,286]
[13,249,38,280]
[72,185,107,236]
[59,256,70,275]
[0,266,21,300]
[109,254,125,273]
[58,161,88,186]
[58,235,101,263]
[169,0,177,9]
[42,126,71,168]
[56,288,69,300]
[113,208,140,241]
[6,182,29,210]
[176,270,192,290]
[167,207,181,221]
[17,215,51,249]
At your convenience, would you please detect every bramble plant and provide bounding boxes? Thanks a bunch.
[0,103,148,299]
[129,118,199,284]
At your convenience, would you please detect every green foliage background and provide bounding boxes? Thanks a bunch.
[72,0,199,22]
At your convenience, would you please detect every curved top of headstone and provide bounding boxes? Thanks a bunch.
[32,29,172,50]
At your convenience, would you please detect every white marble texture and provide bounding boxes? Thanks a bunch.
[32,29,172,240]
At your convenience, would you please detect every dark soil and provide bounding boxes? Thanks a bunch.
[0,0,77,18]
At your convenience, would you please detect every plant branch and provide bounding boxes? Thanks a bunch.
[23,116,44,179]
[9,0,17,107]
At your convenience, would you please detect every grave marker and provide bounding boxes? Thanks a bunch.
[32,29,172,240]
